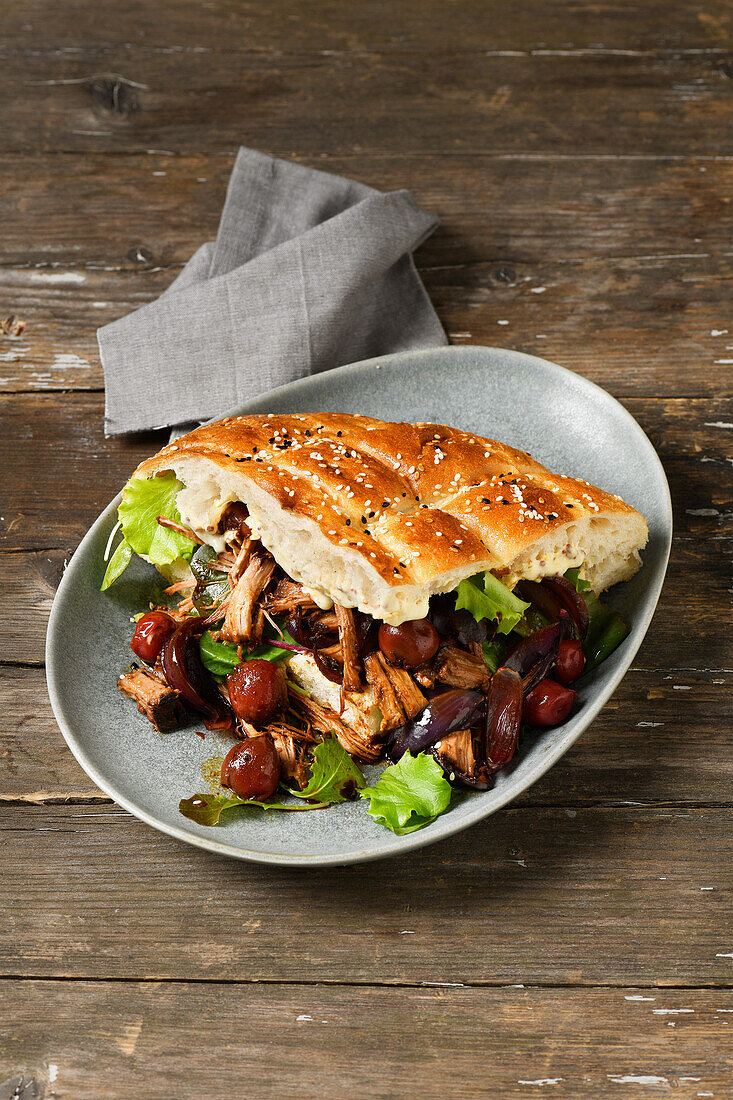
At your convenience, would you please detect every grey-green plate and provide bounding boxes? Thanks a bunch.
[46,347,672,867]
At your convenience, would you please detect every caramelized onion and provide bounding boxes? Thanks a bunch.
[514,575,589,640]
[503,620,566,696]
[387,689,485,762]
[161,617,233,731]
[540,576,589,639]
[484,667,522,773]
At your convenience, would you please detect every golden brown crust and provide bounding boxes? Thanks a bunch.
[135,412,643,590]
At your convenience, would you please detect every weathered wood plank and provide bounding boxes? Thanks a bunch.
[3,665,731,806]
[3,153,733,270]
[4,0,731,54]
[1,52,731,157]
[1,981,731,1099]
[1,255,731,395]
[0,803,730,984]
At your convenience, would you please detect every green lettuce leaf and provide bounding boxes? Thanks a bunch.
[119,473,196,564]
[565,567,629,671]
[360,752,451,835]
[481,637,508,674]
[102,473,197,591]
[454,571,530,635]
[101,537,132,591]
[286,738,365,803]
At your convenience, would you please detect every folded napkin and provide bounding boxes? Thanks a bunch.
[99,147,447,435]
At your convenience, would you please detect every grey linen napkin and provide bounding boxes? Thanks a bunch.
[99,148,447,435]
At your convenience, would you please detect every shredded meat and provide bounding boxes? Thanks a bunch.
[413,664,435,691]
[288,688,382,764]
[381,663,426,718]
[227,539,253,585]
[265,721,317,788]
[334,604,361,692]
[434,644,491,691]
[221,551,276,644]
[265,578,318,616]
[314,611,339,632]
[364,652,406,733]
[433,729,481,781]
[155,515,204,544]
[118,666,187,731]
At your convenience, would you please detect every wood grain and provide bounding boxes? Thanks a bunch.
[1,0,732,1087]
[2,51,731,158]
[1,981,731,1100]
[4,0,731,54]
[3,153,732,270]
[1,803,730,985]
[2,255,732,397]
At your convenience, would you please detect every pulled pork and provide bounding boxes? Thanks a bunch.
[221,551,276,645]
[363,652,405,733]
[289,688,383,764]
[380,663,426,719]
[265,578,318,616]
[434,644,491,691]
[118,667,187,731]
[432,729,486,786]
[334,604,361,692]
[264,720,317,788]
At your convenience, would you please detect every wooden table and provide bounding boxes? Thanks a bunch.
[2,2,732,1096]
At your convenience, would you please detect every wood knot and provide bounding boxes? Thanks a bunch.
[714,58,733,79]
[127,245,155,266]
[86,73,141,116]
[0,1075,43,1100]
[493,264,517,286]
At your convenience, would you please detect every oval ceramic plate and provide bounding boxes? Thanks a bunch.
[46,347,671,866]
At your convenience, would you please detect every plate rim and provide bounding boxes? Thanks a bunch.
[45,345,672,867]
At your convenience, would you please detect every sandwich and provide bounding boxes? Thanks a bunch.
[104,413,648,832]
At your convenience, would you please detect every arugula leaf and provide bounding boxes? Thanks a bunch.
[481,637,506,674]
[199,629,297,682]
[565,566,592,593]
[287,738,365,803]
[199,633,241,680]
[179,790,330,826]
[564,567,629,671]
[360,752,451,835]
[101,537,132,591]
[455,571,530,635]
[190,544,231,613]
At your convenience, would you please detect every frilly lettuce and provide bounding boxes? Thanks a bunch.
[454,571,529,635]
[101,473,196,590]
[360,752,451,835]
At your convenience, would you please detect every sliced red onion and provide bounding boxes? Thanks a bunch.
[484,668,522,773]
[503,620,566,696]
[162,617,233,731]
[540,576,589,640]
[286,608,347,686]
[313,647,344,685]
[387,689,486,762]
[514,579,563,623]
